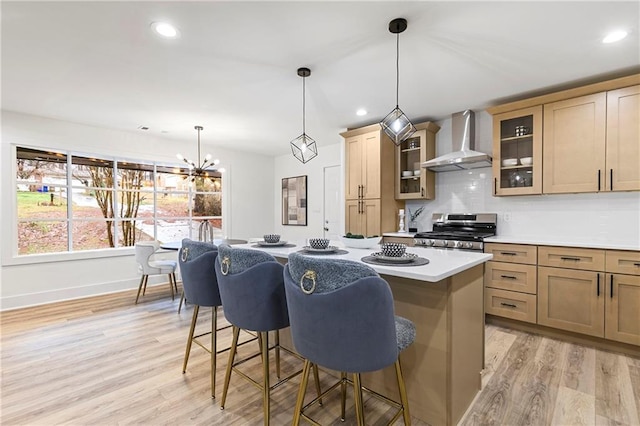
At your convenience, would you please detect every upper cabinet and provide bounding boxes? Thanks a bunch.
[488,74,640,196]
[395,121,440,200]
[492,106,543,196]
[342,124,401,236]
[606,85,640,192]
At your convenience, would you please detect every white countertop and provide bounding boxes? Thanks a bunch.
[485,236,640,251]
[233,241,492,283]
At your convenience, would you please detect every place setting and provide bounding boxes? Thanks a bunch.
[252,234,296,248]
[298,238,348,255]
[361,242,429,267]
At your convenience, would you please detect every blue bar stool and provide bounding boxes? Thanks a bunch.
[214,244,321,426]
[284,253,416,425]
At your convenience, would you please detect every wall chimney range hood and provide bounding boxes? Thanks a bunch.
[421,110,492,172]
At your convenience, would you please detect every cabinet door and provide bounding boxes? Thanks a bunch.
[362,132,381,199]
[345,200,362,235]
[345,136,363,200]
[395,129,436,200]
[606,85,640,192]
[361,199,381,237]
[492,106,543,196]
[538,267,604,337]
[543,93,606,194]
[605,273,640,345]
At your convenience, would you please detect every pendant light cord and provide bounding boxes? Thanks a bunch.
[396,31,400,108]
[196,127,201,165]
[302,75,306,135]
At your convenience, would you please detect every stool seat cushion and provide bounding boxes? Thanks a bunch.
[148,259,177,274]
[394,316,416,352]
[287,252,378,293]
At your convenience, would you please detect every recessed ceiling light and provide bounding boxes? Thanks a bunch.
[356,108,368,116]
[602,30,628,44]
[151,22,179,38]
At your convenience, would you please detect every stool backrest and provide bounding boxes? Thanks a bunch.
[135,241,160,274]
[284,253,398,373]
[179,239,220,307]
[214,244,288,332]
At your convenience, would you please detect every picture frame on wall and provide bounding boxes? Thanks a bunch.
[282,175,307,226]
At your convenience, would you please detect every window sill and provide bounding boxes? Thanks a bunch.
[2,246,136,266]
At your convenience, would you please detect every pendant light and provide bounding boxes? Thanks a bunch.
[380,18,416,146]
[290,67,318,164]
[176,125,222,181]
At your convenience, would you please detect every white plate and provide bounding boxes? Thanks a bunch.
[371,252,418,263]
[257,240,288,247]
[302,245,339,253]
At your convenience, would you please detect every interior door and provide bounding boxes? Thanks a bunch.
[323,165,342,241]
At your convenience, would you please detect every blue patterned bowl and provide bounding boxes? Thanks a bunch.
[381,242,407,257]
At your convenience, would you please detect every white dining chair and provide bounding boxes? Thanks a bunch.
[134,241,178,304]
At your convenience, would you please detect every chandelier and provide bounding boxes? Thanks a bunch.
[290,67,318,164]
[380,18,416,146]
[176,126,222,181]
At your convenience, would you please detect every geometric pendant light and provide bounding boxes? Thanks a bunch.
[380,18,416,146]
[290,67,318,163]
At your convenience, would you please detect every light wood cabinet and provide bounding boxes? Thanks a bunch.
[488,74,639,196]
[606,85,640,192]
[342,124,401,236]
[543,93,607,194]
[394,122,439,200]
[492,106,543,196]
[605,250,640,345]
[484,243,537,324]
[486,243,639,347]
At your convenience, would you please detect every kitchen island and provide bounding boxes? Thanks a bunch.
[235,241,492,425]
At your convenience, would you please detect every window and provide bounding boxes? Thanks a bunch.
[15,147,223,255]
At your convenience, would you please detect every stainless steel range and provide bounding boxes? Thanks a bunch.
[414,213,497,251]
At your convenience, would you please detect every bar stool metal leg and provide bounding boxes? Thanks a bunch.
[182,305,200,373]
[211,306,217,398]
[135,275,146,304]
[221,326,240,409]
[353,373,365,426]
[395,359,411,425]
[291,359,312,426]
[340,372,347,421]
[261,331,270,426]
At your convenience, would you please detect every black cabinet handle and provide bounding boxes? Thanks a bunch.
[610,274,613,298]
[598,170,601,191]
[421,187,424,197]
[494,178,497,195]
[610,169,613,191]
[561,256,581,261]
[634,262,640,267]
[597,273,600,297]
[500,252,517,256]
[500,302,517,308]
[500,275,518,280]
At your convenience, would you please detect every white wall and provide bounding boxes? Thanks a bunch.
[272,140,342,241]
[405,111,640,247]
[1,111,275,309]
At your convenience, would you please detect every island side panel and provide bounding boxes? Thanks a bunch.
[363,273,451,426]
[448,263,485,425]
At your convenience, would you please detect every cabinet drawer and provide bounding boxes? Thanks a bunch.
[538,246,605,271]
[606,250,640,275]
[485,261,537,294]
[484,243,537,265]
[485,288,537,324]
[382,236,415,247]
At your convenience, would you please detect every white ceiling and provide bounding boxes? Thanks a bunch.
[2,1,639,157]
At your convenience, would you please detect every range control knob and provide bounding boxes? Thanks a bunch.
[441,240,449,247]
[429,239,436,246]
[463,242,474,249]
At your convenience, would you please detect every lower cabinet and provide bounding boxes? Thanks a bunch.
[486,243,640,347]
[537,267,604,337]
[345,199,380,237]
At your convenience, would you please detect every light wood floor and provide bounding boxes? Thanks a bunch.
[1,284,639,425]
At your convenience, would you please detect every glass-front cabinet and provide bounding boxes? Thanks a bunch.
[395,122,439,200]
[492,106,543,196]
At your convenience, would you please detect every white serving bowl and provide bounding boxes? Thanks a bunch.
[402,170,413,177]
[340,236,382,249]
[520,157,533,166]
[502,158,518,167]
[413,170,421,176]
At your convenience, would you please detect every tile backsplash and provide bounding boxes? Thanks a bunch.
[405,168,640,247]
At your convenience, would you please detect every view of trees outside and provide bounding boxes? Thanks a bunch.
[15,147,223,255]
